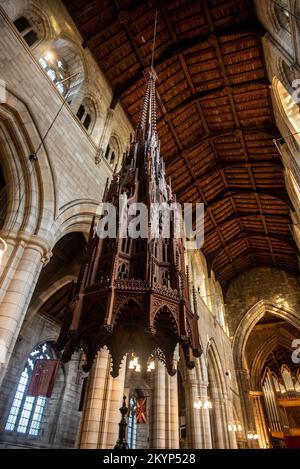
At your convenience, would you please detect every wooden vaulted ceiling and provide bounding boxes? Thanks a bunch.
[63,0,299,287]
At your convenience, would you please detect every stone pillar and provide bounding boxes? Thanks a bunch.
[78,348,111,449]
[104,356,127,448]
[250,391,270,449]
[198,381,212,448]
[235,368,259,448]
[210,392,227,448]
[222,394,237,449]
[166,373,180,448]
[150,360,167,448]
[78,349,127,449]
[184,374,203,448]
[0,237,48,385]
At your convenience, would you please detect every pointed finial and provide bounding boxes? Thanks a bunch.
[151,8,158,69]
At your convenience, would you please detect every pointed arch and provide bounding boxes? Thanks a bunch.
[233,299,300,370]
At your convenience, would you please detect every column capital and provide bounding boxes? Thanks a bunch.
[3,231,52,260]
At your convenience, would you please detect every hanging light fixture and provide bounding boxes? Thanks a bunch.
[147,360,155,372]
[247,431,259,440]
[128,353,141,372]
[128,352,156,373]
[0,237,7,265]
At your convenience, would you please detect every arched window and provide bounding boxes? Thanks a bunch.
[127,395,137,449]
[39,53,67,95]
[105,144,110,160]
[13,16,39,47]
[83,114,91,130]
[162,239,169,262]
[110,151,116,167]
[76,98,96,133]
[273,78,300,148]
[105,136,120,170]
[162,269,171,287]
[118,263,128,280]
[77,104,85,120]
[5,342,56,436]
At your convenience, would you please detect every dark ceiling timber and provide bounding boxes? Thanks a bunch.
[112,20,267,102]
[63,0,299,286]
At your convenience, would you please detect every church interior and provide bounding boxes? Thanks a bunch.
[0,0,300,449]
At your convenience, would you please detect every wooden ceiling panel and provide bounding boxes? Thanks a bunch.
[63,0,299,286]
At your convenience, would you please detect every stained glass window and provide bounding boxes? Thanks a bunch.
[5,342,54,436]
[127,396,137,449]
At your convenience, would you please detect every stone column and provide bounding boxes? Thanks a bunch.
[235,368,259,448]
[184,374,203,448]
[104,356,127,448]
[250,391,270,449]
[0,236,48,385]
[78,348,111,449]
[78,349,127,449]
[198,381,212,448]
[150,360,167,448]
[210,393,227,448]
[166,373,180,448]
[223,393,237,449]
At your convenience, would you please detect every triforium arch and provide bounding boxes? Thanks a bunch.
[233,299,300,448]
[250,333,295,391]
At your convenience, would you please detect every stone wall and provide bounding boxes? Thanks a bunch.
[225,267,300,337]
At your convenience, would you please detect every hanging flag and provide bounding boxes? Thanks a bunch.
[27,359,59,397]
[136,397,147,424]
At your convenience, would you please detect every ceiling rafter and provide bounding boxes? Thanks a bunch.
[112,18,265,101]
[63,0,299,286]
[204,212,291,238]
[175,160,283,199]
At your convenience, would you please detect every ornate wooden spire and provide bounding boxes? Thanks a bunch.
[56,57,201,378]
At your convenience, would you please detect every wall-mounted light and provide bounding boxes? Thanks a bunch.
[247,432,259,440]
[228,423,242,432]
[194,399,212,410]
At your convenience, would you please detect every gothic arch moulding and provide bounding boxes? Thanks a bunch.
[0,89,56,243]
[250,332,294,390]
[232,299,300,370]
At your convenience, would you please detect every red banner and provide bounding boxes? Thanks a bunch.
[136,397,147,424]
[27,359,59,397]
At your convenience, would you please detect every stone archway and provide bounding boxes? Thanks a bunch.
[233,299,300,370]
[232,299,300,448]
